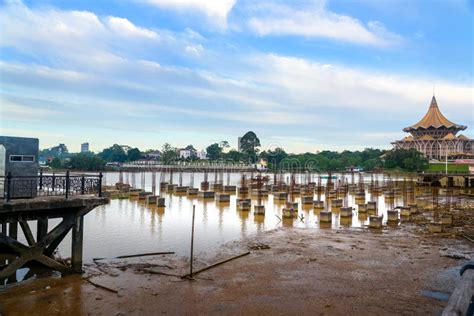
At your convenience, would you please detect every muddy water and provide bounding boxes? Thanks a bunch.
[11,172,423,266]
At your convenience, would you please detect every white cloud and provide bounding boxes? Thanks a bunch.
[0,1,159,67]
[185,44,204,56]
[246,54,473,114]
[105,16,158,39]
[247,1,403,47]
[141,0,236,28]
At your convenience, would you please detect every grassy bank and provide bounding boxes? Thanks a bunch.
[427,163,469,173]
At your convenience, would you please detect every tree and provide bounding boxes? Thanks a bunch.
[40,144,70,159]
[161,143,177,164]
[67,153,105,171]
[99,144,127,162]
[185,144,196,151]
[49,157,62,169]
[240,131,261,155]
[260,148,287,170]
[206,143,221,160]
[225,149,244,162]
[127,148,142,161]
[383,148,428,172]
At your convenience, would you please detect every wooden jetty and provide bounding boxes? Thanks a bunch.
[0,172,108,283]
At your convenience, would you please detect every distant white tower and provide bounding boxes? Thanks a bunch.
[81,142,90,153]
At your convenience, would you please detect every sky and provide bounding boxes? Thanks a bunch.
[0,0,473,153]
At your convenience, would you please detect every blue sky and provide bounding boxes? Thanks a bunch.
[0,0,472,153]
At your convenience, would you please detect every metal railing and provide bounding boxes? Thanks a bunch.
[1,171,103,201]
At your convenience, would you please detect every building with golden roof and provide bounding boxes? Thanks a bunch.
[392,96,473,160]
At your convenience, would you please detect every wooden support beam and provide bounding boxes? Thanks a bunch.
[0,234,29,253]
[0,216,75,279]
[0,256,29,279]
[37,218,48,242]
[44,222,73,256]
[8,221,18,240]
[19,220,35,246]
[71,215,84,272]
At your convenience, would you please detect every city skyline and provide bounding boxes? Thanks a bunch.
[1,0,473,153]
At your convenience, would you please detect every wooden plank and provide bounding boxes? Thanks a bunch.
[442,269,474,316]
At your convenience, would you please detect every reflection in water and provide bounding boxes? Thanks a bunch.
[6,172,447,264]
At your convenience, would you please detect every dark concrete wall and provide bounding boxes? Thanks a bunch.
[0,136,39,177]
[0,136,39,198]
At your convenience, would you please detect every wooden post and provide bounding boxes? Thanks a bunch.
[37,218,48,241]
[71,215,84,272]
[9,221,18,240]
[189,205,196,279]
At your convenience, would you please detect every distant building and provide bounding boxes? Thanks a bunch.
[178,148,196,159]
[145,150,161,160]
[237,137,242,152]
[392,96,474,160]
[81,142,90,153]
[197,150,208,160]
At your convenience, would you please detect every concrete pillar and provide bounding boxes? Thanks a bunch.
[37,218,48,241]
[71,215,84,273]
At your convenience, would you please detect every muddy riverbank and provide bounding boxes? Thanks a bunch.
[1,224,472,315]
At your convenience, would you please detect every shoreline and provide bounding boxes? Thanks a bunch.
[1,225,472,315]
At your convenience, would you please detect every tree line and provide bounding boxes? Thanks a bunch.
[40,131,428,172]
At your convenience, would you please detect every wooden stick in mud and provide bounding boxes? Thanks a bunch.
[189,205,196,279]
[84,278,119,294]
[181,252,251,279]
[142,269,182,278]
[93,251,175,261]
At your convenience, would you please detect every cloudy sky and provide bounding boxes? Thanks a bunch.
[0,0,472,153]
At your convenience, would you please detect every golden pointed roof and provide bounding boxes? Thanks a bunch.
[443,133,456,140]
[418,134,434,140]
[403,96,467,132]
[457,134,471,140]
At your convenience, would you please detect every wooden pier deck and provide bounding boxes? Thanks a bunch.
[0,195,108,282]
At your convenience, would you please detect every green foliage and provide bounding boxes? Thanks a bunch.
[259,148,385,172]
[66,153,105,171]
[260,148,288,170]
[161,143,177,164]
[99,144,127,162]
[40,144,70,159]
[383,148,428,172]
[127,147,142,161]
[185,144,196,151]
[206,143,222,160]
[49,157,62,169]
[224,149,244,162]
